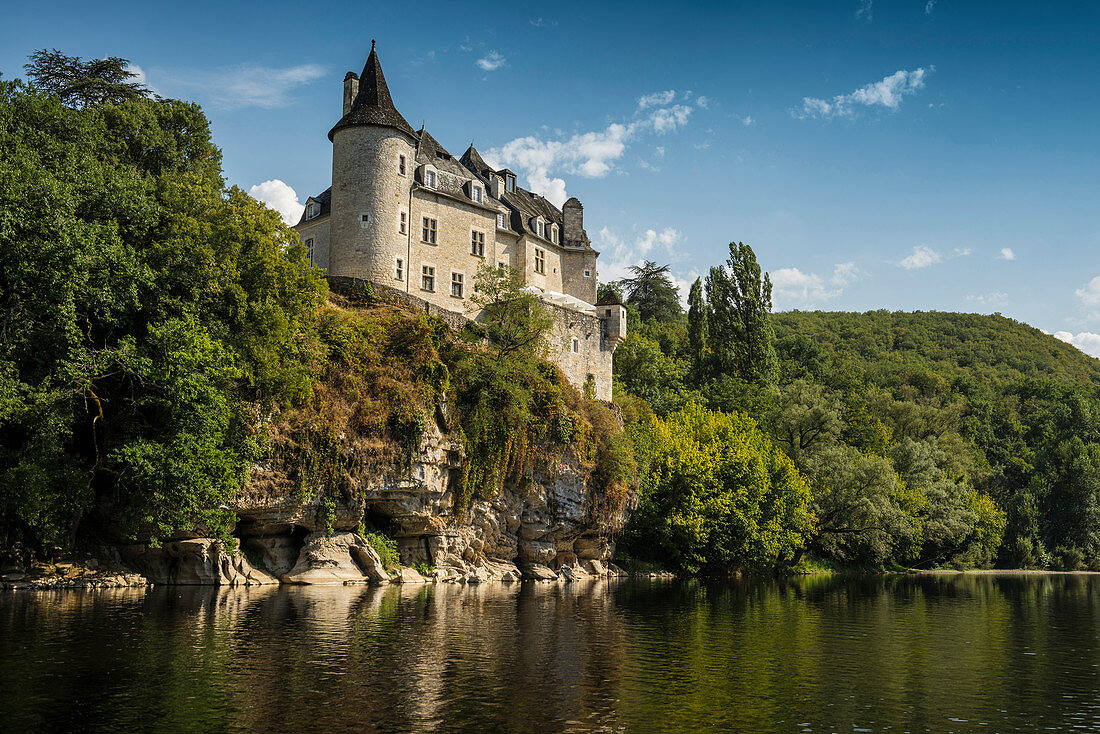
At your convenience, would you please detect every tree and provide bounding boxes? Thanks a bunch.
[705,242,777,385]
[621,260,682,323]
[687,277,709,378]
[24,49,151,109]
[765,379,843,472]
[469,263,554,362]
[624,403,813,572]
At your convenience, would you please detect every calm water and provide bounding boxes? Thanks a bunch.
[2,575,1100,733]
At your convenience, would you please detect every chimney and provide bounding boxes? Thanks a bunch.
[343,71,359,116]
[490,173,502,200]
[563,197,586,244]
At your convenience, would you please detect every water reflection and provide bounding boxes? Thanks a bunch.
[3,575,1100,732]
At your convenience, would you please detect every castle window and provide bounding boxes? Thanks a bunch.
[536,220,544,238]
[551,225,558,244]
[360,213,370,228]
[399,154,407,176]
[584,269,591,278]
[471,231,485,257]
[451,272,464,298]
[425,170,436,188]
[606,309,612,317]
[399,211,407,234]
[306,203,318,219]
[571,338,579,354]
[534,247,546,275]
[506,174,516,192]
[497,212,506,229]
[422,265,435,291]
[395,258,403,280]
[305,238,314,265]
[471,186,482,203]
[498,262,507,270]
[422,217,437,244]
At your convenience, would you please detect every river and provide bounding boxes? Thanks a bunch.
[2,574,1099,732]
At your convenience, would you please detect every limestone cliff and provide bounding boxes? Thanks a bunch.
[117,411,630,586]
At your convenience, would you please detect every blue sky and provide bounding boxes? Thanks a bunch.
[3,1,1099,355]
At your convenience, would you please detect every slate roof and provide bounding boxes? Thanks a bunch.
[459,144,566,239]
[295,186,331,226]
[328,42,417,142]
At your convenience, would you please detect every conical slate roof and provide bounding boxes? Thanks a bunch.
[328,41,417,141]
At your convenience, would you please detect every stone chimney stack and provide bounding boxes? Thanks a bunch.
[490,173,503,200]
[563,197,587,245]
[342,72,359,116]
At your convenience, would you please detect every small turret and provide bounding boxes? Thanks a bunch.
[596,291,627,351]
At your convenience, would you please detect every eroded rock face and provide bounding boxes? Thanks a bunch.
[281,532,387,585]
[233,418,629,583]
[121,539,277,586]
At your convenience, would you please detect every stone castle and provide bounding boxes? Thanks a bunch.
[294,42,625,400]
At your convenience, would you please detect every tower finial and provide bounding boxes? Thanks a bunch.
[371,39,376,49]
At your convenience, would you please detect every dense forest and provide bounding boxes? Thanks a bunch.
[4,50,1099,575]
[609,256,1100,572]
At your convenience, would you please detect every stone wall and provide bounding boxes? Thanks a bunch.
[296,214,331,270]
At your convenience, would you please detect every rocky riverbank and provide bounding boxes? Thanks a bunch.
[4,406,632,590]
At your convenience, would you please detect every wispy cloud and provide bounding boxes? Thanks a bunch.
[637,90,675,110]
[148,63,326,110]
[476,51,507,72]
[483,91,700,206]
[1077,275,1100,315]
[925,0,937,14]
[797,67,931,119]
[248,179,303,225]
[998,247,1017,261]
[529,17,557,28]
[899,245,942,270]
[856,0,873,21]
[897,244,970,269]
[1054,331,1100,358]
[966,292,1008,307]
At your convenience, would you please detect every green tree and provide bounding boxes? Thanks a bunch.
[469,263,554,362]
[24,49,151,109]
[621,260,682,323]
[705,242,777,385]
[687,277,709,378]
[624,403,813,572]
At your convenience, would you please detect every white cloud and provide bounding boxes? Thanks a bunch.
[856,0,873,20]
[739,115,754,126]
[695,96,711,109]
[797,67,931,119]
[595,226,686,286]
[124,63,159,96]
[476,51,507,72]
[248,179,304,225]
[925,0,937,14]
[899,245,942,270]
[770,262,862,308]
[637,90,675,110]
[1054,331,1100,358]
[1077,275,1100,308]
[148,63,325,110]
[831,261,861,288]
[530,17,556,27]
[483,93,699,205]
[966,292,1008,307]
[999,247,1017,261]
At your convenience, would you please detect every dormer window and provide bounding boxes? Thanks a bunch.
[536,220,545,238]
[551,225,558,244]
[506,174,516,192]
[497,212,506,229]
[424,170,436,189]
[305,202,319,220]
[471,186,482,203]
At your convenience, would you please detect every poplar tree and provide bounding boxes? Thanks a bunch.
[687,277,709,378]
[704,242,777,385]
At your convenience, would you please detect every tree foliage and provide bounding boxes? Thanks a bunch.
[621,260,683,323]
[705,243,777,385]
[23,49,151,109]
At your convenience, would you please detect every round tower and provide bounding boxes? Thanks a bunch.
[327,42,418,286]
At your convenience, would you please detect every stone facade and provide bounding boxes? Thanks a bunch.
[294,43,624,400]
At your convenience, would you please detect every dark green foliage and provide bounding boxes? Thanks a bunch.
[24,49,151,109]
[705,243,777,385]
[620,260,683,322]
